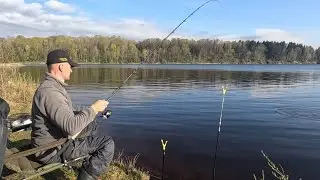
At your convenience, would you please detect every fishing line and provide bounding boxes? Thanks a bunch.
[101,0,218,118]
[213,86,227,180]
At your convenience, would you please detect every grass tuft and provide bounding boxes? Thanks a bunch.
[253,150,291,180]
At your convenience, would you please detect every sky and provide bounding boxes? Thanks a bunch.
[0,0,319,48]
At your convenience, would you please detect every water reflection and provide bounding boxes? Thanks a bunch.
[18,65,320,89]
[12,65,320,180]
[16,66,320,105]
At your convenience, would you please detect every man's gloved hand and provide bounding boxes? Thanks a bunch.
[91,100,109,114]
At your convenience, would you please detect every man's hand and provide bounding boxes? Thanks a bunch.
[91,100,109,114]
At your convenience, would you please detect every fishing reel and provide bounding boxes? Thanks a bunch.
[102,109,112,119]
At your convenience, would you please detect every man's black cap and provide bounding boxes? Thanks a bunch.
[46,49,79,67]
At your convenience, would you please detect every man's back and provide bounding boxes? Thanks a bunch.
[31,72,95,163]
[31,72,70,147]
[32,49,114,179]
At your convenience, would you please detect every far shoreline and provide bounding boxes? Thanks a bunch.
[0,62,219,67]
[0,62,316,67]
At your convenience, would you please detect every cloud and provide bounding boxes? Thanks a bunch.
[0,0,204,40]
[217,28,320,48]
[255,29,305,43]
[0,0,317,48]
[0,0,165,39]
[44,0,75,13]
[0,0,43,17]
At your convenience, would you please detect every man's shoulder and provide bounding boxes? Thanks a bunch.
[35,79,63,97]
[39,79,54,88]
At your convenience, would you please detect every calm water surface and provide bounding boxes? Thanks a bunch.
[19,64,320,180]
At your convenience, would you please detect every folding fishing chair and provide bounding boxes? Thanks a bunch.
[0,97,102,180]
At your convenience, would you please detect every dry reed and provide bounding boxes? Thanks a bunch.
[0,67,37,115]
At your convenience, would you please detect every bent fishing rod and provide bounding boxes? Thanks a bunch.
[63,0,217,139]
[54,0,218,177]
[100,0,217,118]
[26,2,218,178]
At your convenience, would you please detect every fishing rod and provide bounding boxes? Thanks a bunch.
[54,1,219,179]
[4,3,219,180]
[55,0,217,169]
[101,0,217,118]
[212,86,227,180]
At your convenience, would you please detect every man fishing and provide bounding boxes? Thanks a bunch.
[30,49,114,180]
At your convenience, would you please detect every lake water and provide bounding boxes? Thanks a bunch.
[18,64,320,180]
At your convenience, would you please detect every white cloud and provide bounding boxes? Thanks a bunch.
[216,28,320,48]
[44,0,75,13]
[255,29,305,44]
[0,0,317,48]
[0,0,167,39]
[0,0,43,17]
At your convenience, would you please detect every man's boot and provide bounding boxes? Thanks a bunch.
[77,167,97,180]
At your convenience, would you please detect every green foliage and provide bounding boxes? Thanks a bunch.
[0,35,319,64]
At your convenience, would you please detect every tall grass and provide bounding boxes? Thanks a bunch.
[101,151,150,180]
[0,67,38,115]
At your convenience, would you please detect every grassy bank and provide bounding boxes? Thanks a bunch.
[0,67,150,180]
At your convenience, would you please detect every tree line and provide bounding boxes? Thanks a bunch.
[1,35,320,64]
